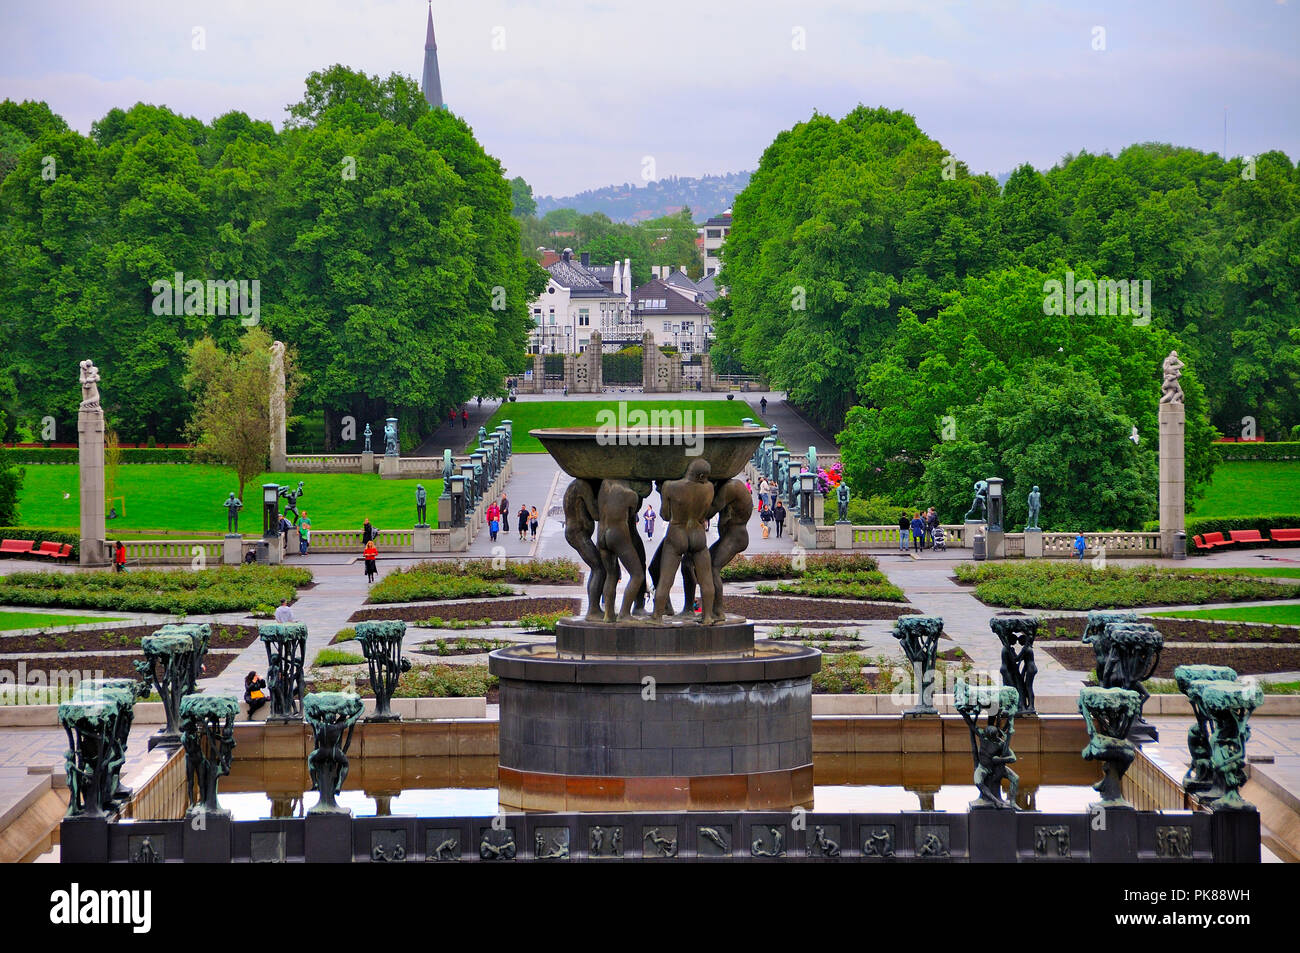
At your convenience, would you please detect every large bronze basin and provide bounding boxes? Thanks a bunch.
[531,426,764,482]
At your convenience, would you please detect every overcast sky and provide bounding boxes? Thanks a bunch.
[1,0,1296,196]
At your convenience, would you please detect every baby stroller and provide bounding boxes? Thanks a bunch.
[930,526,948,553]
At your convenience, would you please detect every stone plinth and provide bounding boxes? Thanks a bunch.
[1159,401,1185,558]
[413,525,432,553]
[378,455,401,479]
[490,623,820,813]
[77,404,108,567]
[986,529,1005,559]
[360,450,374,474]
[222,535,242,566]
[1024,528,1043,558]
[834,521,852,550]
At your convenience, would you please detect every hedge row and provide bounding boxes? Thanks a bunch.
[1214,441,1300,462]
[0,527,80,558]
[8,447,197,464]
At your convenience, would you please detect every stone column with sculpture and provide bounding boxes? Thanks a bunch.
[1159,350,1186,558]
[269,341,287,471]
[77,360,109,566]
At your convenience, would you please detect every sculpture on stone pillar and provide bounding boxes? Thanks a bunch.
[78,359,102,410]
[964,480,989,521]
[1200,679,1262,812]
[354,620,411,722]
[415,484,428,526]
[991,615,1038,714]
[1078,687,1141,809]
[1025,486,1041,531]
[304,692,363,815]
[363,424,373,453]
[224,493,243,534]
[259,623,307,721]
[384,418,399,456]
[1174,664,1238,797]
[892,616,944,715]
[180,694,238,818]
[836,482,851,522]
[1160,351,1185,404]
[955,680,1020,809]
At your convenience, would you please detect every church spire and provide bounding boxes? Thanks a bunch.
[422,5,444,110]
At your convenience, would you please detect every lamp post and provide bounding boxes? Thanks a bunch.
[986,477,1005,559]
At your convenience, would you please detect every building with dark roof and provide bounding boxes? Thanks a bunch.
[630,278,712,354]
[702,210,731,277]
[528,249,637,353]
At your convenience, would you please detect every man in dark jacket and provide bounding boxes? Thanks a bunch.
[898,513,910,551]
[773,501,787,538]
[910,513,925,554]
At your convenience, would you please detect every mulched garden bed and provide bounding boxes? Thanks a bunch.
[724,595,918,622]
[0,623,261,655]
[1038,616,1300,645]
[1042,643,1300,678]
[348,597,581,625]
[14,651,240,680]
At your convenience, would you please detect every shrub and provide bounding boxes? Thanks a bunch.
[6,447,195,464]
[952,561,1300,609]
[517,610,568,632]
[721,552,880,580]
[367,573,514,604]
[313,648,363,667]
[0,565,311,614]
[1213,441,1300,462]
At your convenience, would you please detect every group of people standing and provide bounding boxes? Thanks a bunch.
[901,507,940,553]
[753,477,787,538]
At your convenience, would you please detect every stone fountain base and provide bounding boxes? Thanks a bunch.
[490,620,820,812]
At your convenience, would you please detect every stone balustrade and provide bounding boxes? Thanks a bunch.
[124,540,223,564]
[825,525,1161,555]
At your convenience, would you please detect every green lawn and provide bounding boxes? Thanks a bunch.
[1184,567,1300,580]
[15,465,441,534]
[1148,604,1300,625]
[1192,462,1300,518]
[0,610,127,631]
[475,399,766,454]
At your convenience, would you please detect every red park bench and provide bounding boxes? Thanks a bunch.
[1193,532,1234,550]
[34,542,72,559]
[1270,528,1300,543]
[0,538,36,556]
[1228,530,1267,544]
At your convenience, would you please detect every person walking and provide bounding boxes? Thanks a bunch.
[760,499,771,539]
[297,511,311,555]
[500,495,510,534]
[461,408,469,429]
[113,540,127,573]
[363,539,379,584]
[448,408,455,429]
[760,396,768,416]
[486,500,500,542]
[898,512,911,551]
[517,504,530,541]
[244,671,269,720]
[1074,532,1087,561]
[910,512,925,554]
[643,503,656,538]
[362,517,376,545]
[773,500,786,538]
[926,506,939,549]
[275,598,295,623]
[529,506,540,541]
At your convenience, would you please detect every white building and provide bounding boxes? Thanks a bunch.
[528,249,635,354]
[702,210,731,277]
[630,276,712,354]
